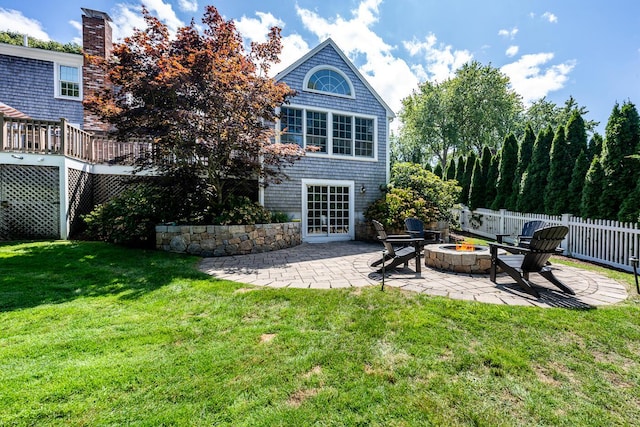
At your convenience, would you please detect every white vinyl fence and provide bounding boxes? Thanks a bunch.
[453,207,640,273]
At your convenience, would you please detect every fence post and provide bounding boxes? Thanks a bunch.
[499,209,506,235]
[561,213,572,255]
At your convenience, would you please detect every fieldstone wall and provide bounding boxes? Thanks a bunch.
[155,222,301,256]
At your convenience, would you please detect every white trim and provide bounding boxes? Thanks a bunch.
[278,103,378,162]
[0,43,83,65]
[301,178,355,243]
[54,63,83,101]
[275,38,395,119]
[302,65,355,99]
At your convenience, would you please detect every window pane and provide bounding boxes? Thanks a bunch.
[280,107,303,147]
[355,117,374,157]
[307,69,351,96]
[332,114,352,155]
[59,65,80,98]
[306,111,327,153]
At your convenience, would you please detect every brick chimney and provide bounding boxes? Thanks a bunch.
[81,8,113,132]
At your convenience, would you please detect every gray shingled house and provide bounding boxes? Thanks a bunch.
[265,39,395,242]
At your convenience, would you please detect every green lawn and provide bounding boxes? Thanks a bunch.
[1,240,640,426]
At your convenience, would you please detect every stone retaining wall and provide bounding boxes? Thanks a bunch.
[156,222,301,256]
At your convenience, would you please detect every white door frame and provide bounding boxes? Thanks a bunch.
[301,179,355,242]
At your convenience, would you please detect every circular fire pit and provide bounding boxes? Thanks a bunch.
[424,244,503,274]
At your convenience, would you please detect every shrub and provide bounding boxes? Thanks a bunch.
[270,211,291,223]
[364,188,440,232]
[212,196,272,225]
[83,185,162,248]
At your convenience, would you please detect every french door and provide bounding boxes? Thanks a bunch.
[302,180,354,241]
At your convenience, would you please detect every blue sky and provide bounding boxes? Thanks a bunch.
[1,0,639,134]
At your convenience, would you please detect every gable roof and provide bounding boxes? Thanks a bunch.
[275,38,395,118]
[0,101,30,119]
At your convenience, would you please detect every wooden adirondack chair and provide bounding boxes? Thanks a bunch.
[496,220,547,248]
[370,220,424,273]
[489,225,573,297]
[404,217,442,243]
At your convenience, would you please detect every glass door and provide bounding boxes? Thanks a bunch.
[306,184,351,237]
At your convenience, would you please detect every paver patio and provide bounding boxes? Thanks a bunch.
[199,241,629,308]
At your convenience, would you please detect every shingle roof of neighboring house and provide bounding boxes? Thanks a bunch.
[0,101,30,118]
[275,38,396,119]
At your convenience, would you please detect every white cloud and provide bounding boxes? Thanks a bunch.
[542,12,558,23]
[498,27,518,39]
[505,45,519,57]
[234,11,309,76]
[0,8,50,40]
[110,0,184,41]
[235,12,284,44]
[404,33,473,83]
[294,0,418,115]
[178,0,198,13]
[501,53,576,104]
[69,20,82,45]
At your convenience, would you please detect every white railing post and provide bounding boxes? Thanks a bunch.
[561,213,572,255]
[499,209,506,235]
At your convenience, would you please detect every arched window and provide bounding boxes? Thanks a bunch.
[305,67,353,97]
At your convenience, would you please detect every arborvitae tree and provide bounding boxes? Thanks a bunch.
[565,110,588,163]
[517,126,553,213]
[600,101,640,220]
[445,157,457,181]
[491,133,518,210]
[433,162,443,178]
[454,155,466,201]
[468,157,484,209]
[581,156,605,219]
[460,151,477,205]
[567,150,589,215]
[588,133,603,161]
[545,126,573,214]
[485,152,499,208]
[512,123,535,210]
[618,177,640,223]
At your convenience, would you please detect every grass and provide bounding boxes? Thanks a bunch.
[1,240,640,426]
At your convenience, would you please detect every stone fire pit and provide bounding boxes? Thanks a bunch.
[424,244,505,274]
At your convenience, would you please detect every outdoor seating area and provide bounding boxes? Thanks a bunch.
[199,240,628,308]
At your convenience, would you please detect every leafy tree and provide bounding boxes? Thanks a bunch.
[397,61,523,169]
[450,61,523,153]
[545,126,572,215]
[599,101,640,220]
[0,30,82,53]
[85,6,303,219]
[491,133,518,210]
[397,80,456,170]
[567,150,589,215]
[512,123,535,210]
[517,126,553,213]
[581,156,605,219]
[522,95,599,137]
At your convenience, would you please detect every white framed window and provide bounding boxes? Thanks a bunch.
[277,105,377,161]
[54,63,82,100]
[303,65,355,99]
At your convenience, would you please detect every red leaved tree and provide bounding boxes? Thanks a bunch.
[85,5,303,219]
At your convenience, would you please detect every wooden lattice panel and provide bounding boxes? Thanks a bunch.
[67,168,94,236]
[0,165,60,239]
[93,174,130,205]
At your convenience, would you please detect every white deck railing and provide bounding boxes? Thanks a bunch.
[454,207,640,272]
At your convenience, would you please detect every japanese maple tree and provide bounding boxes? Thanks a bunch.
[85,6,303,215]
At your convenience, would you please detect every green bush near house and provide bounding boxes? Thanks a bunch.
[365,162,460,230]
